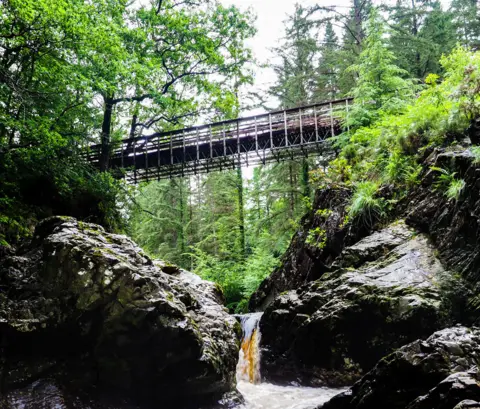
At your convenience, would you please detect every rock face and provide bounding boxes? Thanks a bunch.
[249,187,355,311]
[406,149,480,303]
[0,217,240,408]
[258,221,452,386]
[320,326,480,409]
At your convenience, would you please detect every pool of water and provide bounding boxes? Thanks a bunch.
[237,381,344,409]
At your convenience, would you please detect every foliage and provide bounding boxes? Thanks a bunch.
[347,181,386,227]
[389,0,456,79]
[270,4,319,108]
[332,46,479,235]
[383,151,422,187]
[471,146,480,164]
[346,9,417,129]
[431,167,466,201]
[129,160,313,311]
[306,227,327,249]
[336,47,480,196]
[0,0,255,245]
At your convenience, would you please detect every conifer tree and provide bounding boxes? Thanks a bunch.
[316,21,341,100]
[347,8,415,128]
[449,0,480,48]
[270,4,319,108]
[389,0,456,78]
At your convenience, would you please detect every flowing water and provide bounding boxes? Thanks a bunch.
[235,313,345,409]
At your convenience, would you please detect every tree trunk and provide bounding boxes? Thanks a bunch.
[100,95,114,172]
[288,162,295,219]
[236,166,246,258]
[410,0,422,77]
[179,180,186,264]
[301,159,310,200]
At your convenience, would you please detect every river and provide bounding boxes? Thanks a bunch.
[234,313,345,409]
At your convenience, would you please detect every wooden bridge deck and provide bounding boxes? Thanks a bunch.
[86,98,352,183]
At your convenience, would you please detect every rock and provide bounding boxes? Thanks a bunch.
[333,221,413,269]
[407,368,480,409]
[0,216,240,408]
[249,187,356,311]
[454,400,480,409]
[319,327,480,409]
[406,149,480,315]
[259,222,449,386]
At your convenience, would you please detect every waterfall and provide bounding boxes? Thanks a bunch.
[236,312,263,384]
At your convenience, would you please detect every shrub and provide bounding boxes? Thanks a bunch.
[306,227,327,249]
[348,181,386,227]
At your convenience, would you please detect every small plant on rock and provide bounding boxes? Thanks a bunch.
[347,181,386,228]
[431,166,465,201]
[306,227,327,249]
[471,146,480,164]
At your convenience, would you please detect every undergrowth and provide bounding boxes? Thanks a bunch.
[311,46,480,227]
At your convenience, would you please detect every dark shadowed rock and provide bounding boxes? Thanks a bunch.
[249,187,355,311]
[0,216,241,408]
[259,222,452,386]
[319,326,480,409]
[406,149,480,313]
[407,368,480,409]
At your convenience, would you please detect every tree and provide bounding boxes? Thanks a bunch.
[388,0,456,78]
[270,4,319,108]
[309,0,373,94]
[346,8,416,129]
[0,0,255,244]
[97,0,255,170]
[449,0,480,48]
[315,21,341,100]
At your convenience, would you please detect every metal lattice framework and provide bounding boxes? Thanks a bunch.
[86,98,352,183]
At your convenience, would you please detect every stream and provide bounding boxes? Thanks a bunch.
[234,313,345,409]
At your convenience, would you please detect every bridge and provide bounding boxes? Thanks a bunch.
[86,98,352,183]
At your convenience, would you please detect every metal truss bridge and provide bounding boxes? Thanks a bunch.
[86,98,352,183]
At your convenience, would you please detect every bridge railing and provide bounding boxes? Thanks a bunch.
[85,97,352,182]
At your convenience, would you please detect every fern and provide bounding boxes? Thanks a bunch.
[446,178,466,200]
[431,166,465,201]
[348,181,386,227]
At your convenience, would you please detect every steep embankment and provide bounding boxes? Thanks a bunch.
[251,145,480,390]
[0,217,241,408]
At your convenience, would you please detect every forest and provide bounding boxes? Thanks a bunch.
[1,0,480,313]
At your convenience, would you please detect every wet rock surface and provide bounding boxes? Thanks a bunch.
[0,216,240,408]
[406,149,480,305]
[319,326,480,409]
[259,221,452,386]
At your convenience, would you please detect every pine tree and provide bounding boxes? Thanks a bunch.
[316,21,341,100]
[347,8,416,128]
[270,4,319,108]
[449,0,480,48]
[389,0,456,78]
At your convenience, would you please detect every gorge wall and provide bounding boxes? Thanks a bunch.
[250,144,480,400]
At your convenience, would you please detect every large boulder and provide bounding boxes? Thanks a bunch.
[0,217,241,408]
[259,221,453,386]
[319,326,480,409]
